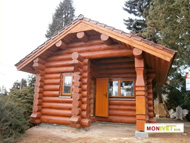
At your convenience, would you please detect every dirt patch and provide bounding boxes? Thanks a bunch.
[17,118,190,143]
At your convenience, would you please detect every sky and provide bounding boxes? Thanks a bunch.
[0,0,130,90]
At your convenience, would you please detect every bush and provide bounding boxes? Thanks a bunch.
[9,86,34,121]
[0,96,28,143]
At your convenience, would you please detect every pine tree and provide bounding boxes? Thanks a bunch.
[123,0,152,34]
[144,0,190,109]
[45,0,75,38]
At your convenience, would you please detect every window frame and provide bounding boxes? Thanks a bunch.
[60,73,73,96]
[108,78,135,98]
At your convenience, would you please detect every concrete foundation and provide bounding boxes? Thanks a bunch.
[135,131,149,138]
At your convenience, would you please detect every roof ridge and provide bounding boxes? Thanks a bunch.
[15,14,176,66]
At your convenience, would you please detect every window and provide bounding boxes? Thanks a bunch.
[108,79,134,97]
[60,74,73,96]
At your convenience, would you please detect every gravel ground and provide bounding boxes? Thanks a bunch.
[17,118,190,143]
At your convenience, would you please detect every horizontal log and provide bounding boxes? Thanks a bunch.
[55,40,67,49]
[72,101,81,108]
[72,52,84,61]
[43,91,59,97]
[133,48,143,59]
[41,115,70,125]
[147,95,153,100]
[109,110,136,117]
[148,100,154,106]
[42,103,72,109]
[34,93,42,99]
[109,105,136,111]
[80,49,133,59]
[35,87,43,94]
[95,57,134,64]
[82,91,89,97]
[81,97,87,104]
[30,119,41,124]
[47,54,72,62]
[42,97,72,103]
[98,73,136,78]
[81,104,88,111]
[77,31,88,42]
[34,99,42,105]
[70,116,81,123]
[109,100,136,106]
[57,40,104,52]
[63,44,123,55]
[44,79,60,85]
[32,106,42,112]
[73,73,81,81]
[81,72,90,78]
[82,65,90,72]
[80,119,91,127]
[81,111,90,118]
[33,63,45,71]
[44,74,60,79]
[72,93,82,101]
[45,67,75,73]
[36,75,44,82]
[72,60,83,69]
[41,109,71,117]
[30,112,41,119]
[83,59,89,65]
[73,87,82,93]
[71,108,81,116]
[45,60,73,67]
[35,81,44,87]
[96,116,136,124]
[98,69,135,74]
[148,106,154,112]
[82,85,88,91]
[148,112,154,118]
[98,63,134,69]
[100,34,113,45]
[33,57,46,64]
[43,85,60,91]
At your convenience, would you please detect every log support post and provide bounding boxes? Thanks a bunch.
[147,73,156,123]
[80,59,92,127]
[70,52,84,128]
[133,48,148,131]
[30,58,45,123]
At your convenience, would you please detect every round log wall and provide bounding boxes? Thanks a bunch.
[30,33,156,126]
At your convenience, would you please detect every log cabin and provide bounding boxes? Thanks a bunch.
[15,15,176,131]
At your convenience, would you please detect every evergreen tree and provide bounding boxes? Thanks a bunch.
[144,0,190,109]
[123,0,152,34]
[45,0,75,38]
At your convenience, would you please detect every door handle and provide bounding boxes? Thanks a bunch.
[104,93,107,98]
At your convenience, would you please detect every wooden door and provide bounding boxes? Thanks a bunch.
[95,78,108,117]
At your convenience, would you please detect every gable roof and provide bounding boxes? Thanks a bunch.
[15,14,176,84]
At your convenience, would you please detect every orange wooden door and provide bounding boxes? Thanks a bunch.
[95,78,108,117]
